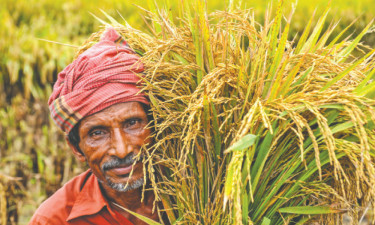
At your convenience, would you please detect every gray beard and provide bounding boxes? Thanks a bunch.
[102,176,145,192]
[97,153,145,192]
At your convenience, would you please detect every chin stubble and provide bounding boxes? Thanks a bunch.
[96,153,145,192]
[102,177,145,192]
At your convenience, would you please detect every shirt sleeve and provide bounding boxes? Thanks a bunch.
[28,213,63,225]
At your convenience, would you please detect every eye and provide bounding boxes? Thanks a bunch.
[124,118,143,129]
[89,129,106,137]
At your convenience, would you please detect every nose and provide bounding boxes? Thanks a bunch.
[108,128,133,158]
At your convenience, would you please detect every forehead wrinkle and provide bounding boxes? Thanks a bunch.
[79,116,110,131]
[99,102,141,114]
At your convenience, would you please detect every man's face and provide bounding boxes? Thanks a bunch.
[76,102,151,192]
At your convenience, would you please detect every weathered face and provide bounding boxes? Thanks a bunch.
[75,102,151,192]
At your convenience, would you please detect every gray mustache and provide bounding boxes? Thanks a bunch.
[101,154,144,171]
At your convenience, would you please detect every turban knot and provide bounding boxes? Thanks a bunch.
[48,27,149,133]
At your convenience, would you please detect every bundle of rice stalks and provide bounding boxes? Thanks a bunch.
[77,1,375,224]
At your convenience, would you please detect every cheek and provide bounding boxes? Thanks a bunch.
[85,136,109,148]
[80,144,108,166]
[130,132,152,147]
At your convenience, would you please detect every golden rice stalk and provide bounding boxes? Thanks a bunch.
[79,1,375,224]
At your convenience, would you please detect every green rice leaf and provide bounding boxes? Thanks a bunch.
[295,10,314,54]
[241,189,249,224]
[288,64,314,94]
[260,217,271,225]
[300,6,330,53]
[111,202,163,225]
[250,123,278,191]
[314,21,339,51]
[266,21,291,99]
[337,20,374,62]
[279,206,341,214]
[172,216,184,225]
[295,216,312,225]
[267,0,284,57]
[224,161,235,209]
[354,68,375,94]
[224,134,257,153]
[326,18,358,50]
[277,53,305,98]
[320,47,375,91]
[210,101,221,157]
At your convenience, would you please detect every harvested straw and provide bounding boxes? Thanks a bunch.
[77,1,375,224]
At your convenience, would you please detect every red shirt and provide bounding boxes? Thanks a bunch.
[28,169,134,225]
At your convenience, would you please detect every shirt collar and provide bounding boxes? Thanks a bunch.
[66,171,108,221]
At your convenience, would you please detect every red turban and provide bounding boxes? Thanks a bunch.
[48,27,149,133]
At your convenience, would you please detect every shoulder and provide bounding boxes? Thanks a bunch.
[28,170,93,225]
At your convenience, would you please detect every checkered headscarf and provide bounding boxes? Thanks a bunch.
[48,27,149,133]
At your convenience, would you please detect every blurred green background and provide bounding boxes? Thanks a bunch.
[1,0,374,224]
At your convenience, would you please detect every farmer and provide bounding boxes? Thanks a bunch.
[29,28,161,225]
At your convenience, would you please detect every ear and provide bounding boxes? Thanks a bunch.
[66,136,86,163]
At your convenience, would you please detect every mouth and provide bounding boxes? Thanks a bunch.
[101,154,144,178]
[105,162,141,177]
